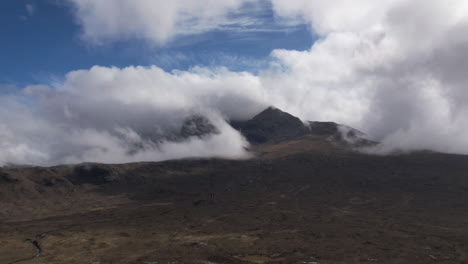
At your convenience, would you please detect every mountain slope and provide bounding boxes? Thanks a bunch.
[1,107,467,264]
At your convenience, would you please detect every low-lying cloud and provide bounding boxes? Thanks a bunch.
[2,0,468,165]
[0,66,265,166]
[267,0,468,154]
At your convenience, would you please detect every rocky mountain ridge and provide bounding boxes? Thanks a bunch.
[231,106,369,145]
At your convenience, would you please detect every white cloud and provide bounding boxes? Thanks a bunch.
[67,0,305,45]
[3,0,468,166]
[0,66,265,166]
[267,0,468,154]
[67,0,266,45]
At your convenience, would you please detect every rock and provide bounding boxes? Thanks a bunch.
[231,107,309,144]
[180,115,219,138]
[231,106,371,146]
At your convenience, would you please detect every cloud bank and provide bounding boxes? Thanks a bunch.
[267,0,468,154]
[2,0,468,165]
[0,66,264,166]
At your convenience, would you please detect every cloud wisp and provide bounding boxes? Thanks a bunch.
[19,3,36,21]
[67,0,300,46]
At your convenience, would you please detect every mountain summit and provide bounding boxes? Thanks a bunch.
[231,106,367,145]
[231,107,309,144]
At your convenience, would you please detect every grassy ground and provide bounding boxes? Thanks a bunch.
[1,137,468,263]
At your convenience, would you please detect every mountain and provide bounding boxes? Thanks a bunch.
[231,107,310,144]
[136,106,369,148]
[1,107,467,264]
[232,106,370,146]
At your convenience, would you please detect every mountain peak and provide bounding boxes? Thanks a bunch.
[231,106,370,146]
[250,106,307,134]
[251,106,291,120]
[231,106,309,144]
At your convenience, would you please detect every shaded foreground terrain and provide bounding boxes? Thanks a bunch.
[1,108,468,264]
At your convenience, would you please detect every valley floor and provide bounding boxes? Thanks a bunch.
[1,139,468,263]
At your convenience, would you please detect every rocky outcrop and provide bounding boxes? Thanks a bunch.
[180,115,219,138]
[231,107,309,144]
[231,107,370,145]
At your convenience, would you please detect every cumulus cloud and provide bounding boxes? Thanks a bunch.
[3,0,468,165]
[274,0,468,154]
[0,66,266,166]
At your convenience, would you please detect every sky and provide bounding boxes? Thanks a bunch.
[1,0,468,166]
[0,0,313,85]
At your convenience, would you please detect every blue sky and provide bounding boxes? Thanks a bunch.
[0,0,313,86]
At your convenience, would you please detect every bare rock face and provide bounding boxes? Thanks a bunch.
[231,107,309,144]
[230,106,370,146]
[180,114,220,138]
[307,121,340,135]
